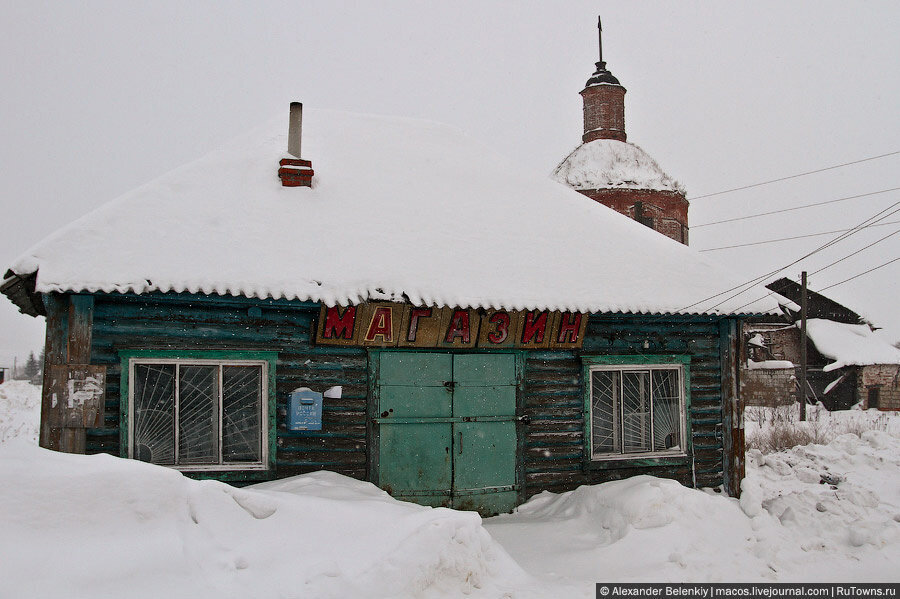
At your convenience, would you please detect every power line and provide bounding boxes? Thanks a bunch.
[728,228,900,313]
[688,151,900,201]
[810,229,900,275]
[815,257,900,292]
[678,200,900,313]
[692,187,900,228]
[698,220,900,252]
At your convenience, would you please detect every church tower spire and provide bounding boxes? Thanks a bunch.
[580,17,627,143]
[553,18,690,245]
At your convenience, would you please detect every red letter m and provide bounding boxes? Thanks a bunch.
[322,306,357,340]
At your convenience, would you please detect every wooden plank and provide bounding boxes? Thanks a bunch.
[40,294,68,450]
[314,304,361,345]
[548,312,589,349]
[56,295,97,454]
[397,306,444,347]
[517,310,552,349]
[94,300,316,328]
[60,428,85,454]
[67,295,94,364]
[49,365,107,428]
[721,318,743,498]
[475,309,522,348]
[438,307,480,349]
[357,303,405,346]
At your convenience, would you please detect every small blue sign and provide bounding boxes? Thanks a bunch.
[288,388,323,431]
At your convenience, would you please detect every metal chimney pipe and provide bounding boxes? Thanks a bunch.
[288,102,303,158]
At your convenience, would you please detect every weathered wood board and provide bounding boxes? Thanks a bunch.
[315,303,587,349]
[48,365,106,428]
[80,292,736,497]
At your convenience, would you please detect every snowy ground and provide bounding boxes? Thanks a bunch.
[0,380,39,445]
[1,382,898,597]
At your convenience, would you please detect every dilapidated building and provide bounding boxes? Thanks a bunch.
[742,278,900,411]
[2,23,781,514]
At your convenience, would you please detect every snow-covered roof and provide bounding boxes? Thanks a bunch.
[9,108,778,315]
[552,139,685,193]
[805,319,900,371]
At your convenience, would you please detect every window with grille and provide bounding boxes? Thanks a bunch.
[587,360,688,461]
[125,357,271,471]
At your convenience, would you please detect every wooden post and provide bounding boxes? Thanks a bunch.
[67,295,94,364]
[61,295,95,453]
[721,318,744,498]
[39,294,68,450]
[39,293,100,453]
[800,271,808,421]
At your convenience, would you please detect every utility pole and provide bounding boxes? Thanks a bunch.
[800,271,808,421]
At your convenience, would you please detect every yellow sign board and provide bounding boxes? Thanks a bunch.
[315,303,587,349]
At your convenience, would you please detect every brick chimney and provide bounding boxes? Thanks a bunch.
[279,102,314,187]
[580,18,626,143]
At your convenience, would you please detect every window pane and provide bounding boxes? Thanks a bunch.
[652,369,681,451]
[178,365,219,464]
[653,369,681,451]
[591,370,619,455]
[133,363,175,465]
[222,366,262,462]
[621,371,651,453]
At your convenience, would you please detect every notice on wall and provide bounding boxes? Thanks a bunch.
[315,302,587,349]
[48,365,106,428]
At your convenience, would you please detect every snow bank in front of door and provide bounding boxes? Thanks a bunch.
[0,440,527,599]
[486,475,773,583]
[486,409,900,586]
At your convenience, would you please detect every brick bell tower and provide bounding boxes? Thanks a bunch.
[580,18,627,144]
[554,18,690,245]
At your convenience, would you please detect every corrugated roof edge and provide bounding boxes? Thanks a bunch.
[10,277,783,318]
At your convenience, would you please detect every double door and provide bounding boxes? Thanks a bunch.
[374,351,518,515]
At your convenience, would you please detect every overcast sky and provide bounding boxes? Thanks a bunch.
[1,1,898,367]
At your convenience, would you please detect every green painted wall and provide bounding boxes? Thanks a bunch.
[83,292,735,494]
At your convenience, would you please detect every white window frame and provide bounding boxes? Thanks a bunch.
[588,363,688,462]
[127,357,270,472]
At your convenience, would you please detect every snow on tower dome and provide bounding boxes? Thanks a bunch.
[552,139,685,193]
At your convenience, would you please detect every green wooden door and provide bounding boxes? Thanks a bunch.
[377,352,453,507]
[375,352,519,515]
[451,354,518,513]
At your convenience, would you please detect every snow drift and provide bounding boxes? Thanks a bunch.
[2,382,898,595]
[0,441,526,599]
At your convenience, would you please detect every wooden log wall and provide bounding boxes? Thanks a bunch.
[85,293,736,494]
[522,314,730,498]
[86,293,367,482]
